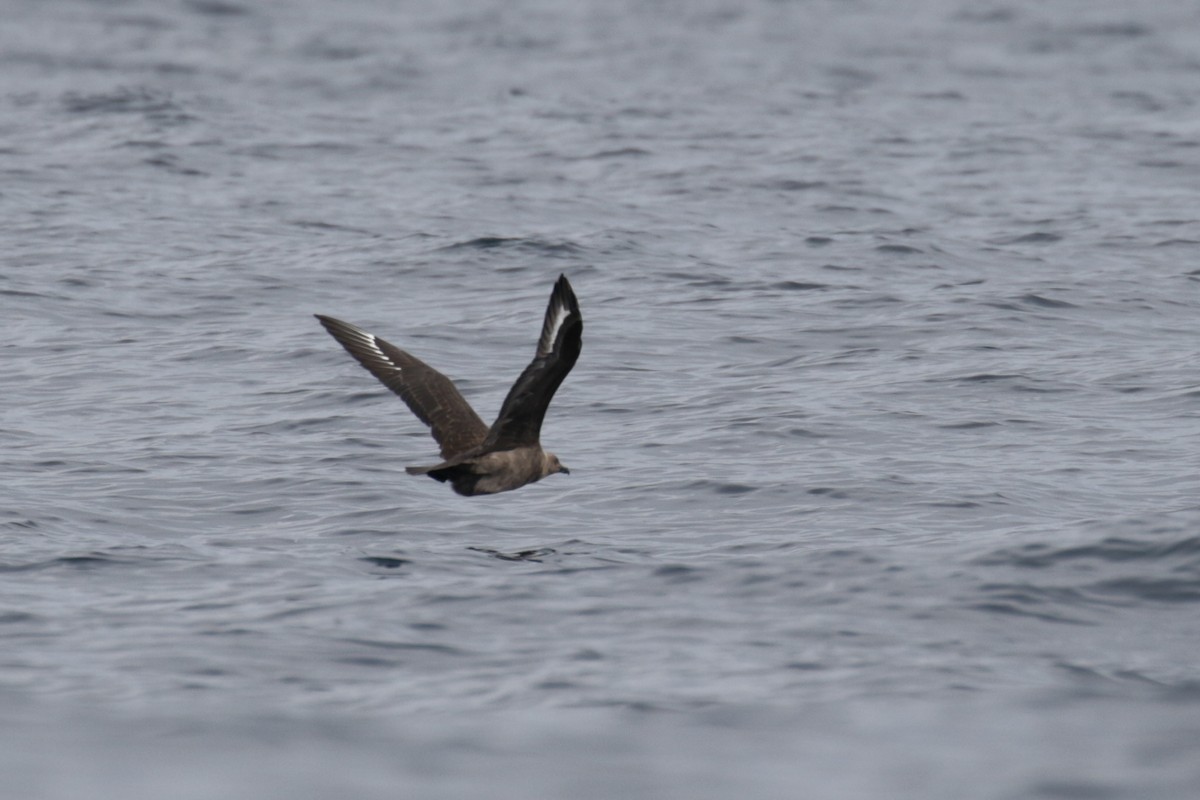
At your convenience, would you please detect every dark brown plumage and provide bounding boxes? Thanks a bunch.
[315,274,582,496]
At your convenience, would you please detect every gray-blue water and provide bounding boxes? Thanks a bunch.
[4,1,1200,797]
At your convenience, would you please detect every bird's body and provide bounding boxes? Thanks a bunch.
[315,275,582,496]
[407,447,564,496]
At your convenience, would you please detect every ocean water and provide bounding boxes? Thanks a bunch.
[4,0,1200,797]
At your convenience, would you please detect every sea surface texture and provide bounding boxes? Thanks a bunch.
[4,1,1200,797]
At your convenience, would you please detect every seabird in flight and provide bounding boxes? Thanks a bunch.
[315,274,582,496]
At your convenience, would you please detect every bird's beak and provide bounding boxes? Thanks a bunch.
[559,464,571,475]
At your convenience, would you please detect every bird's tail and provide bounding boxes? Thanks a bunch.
[405,464,438,478]
[406,462,473,484]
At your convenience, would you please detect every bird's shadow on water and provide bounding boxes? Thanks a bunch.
[465,545,556,562]
[356,538,635,571]
[464,538,647,568]
[358,555,411,569]
[358,547,561,567]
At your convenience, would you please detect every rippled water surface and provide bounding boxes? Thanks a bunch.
[4,0,1200,797]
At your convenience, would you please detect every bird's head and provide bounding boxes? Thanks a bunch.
[543,452,570,477]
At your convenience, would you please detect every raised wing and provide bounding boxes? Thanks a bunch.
[484,274,582,450]
[315,315,489,459]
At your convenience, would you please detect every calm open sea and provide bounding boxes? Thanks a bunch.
[4,1,1200,797]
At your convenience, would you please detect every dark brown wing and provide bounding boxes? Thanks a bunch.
[483,274,582,450]
[315,314,489,459]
